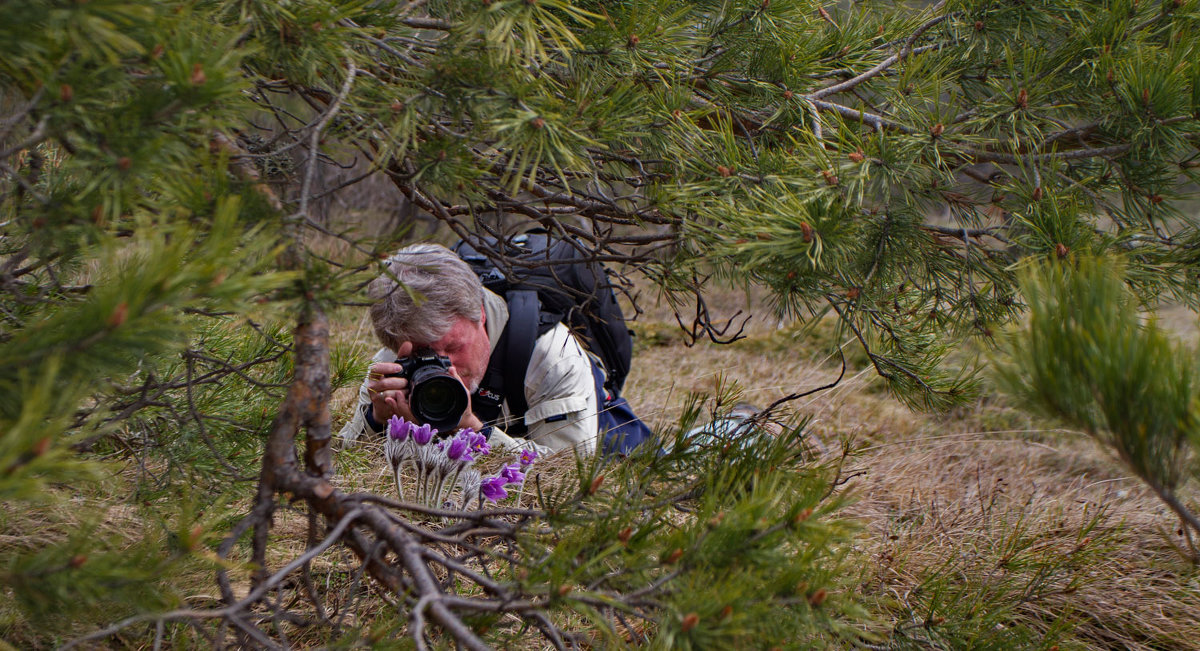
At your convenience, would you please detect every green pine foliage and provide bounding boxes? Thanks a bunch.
[3,0,1200,647]
[506,408,867,648]
[0,0,318,639]
[994,255,1200,558]
[872,497,1117,649]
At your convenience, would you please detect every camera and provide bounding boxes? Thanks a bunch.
[390,348,470,433]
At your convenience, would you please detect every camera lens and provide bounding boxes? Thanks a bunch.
[415,377,463,418]
[410,368,469,432]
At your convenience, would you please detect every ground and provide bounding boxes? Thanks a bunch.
[615,284,1200,648]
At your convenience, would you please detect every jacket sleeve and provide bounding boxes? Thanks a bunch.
[520,325,599,455]
[337,347,395,447]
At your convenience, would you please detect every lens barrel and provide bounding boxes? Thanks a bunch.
[396,350,469,433]
[409,365,469,432]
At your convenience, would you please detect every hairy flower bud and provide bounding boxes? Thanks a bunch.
[388,416,411,441]
[412,423,434,445]
[446,435,470,461]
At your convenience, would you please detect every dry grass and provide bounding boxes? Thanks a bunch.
[619,285,1200,649]
[328,277,1200,647]
[322,277,1200,647]
[9,277,1198,649]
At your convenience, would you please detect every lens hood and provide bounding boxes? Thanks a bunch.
[396,350,469,433]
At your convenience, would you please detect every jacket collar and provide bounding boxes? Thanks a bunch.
[481,289,508,355]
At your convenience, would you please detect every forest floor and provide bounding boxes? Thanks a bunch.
[607,284,1200,649]
[341,279,1200,649]
[322,275,1200,648]
[7,278,1198,649]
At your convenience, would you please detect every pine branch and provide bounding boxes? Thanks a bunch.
[810,13,958,100]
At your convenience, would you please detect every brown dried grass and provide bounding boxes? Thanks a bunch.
[14,279,1194,648]
[330,277,1200,647]
[617,282,1200,648]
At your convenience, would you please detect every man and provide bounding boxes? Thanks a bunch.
[338,243,601,453]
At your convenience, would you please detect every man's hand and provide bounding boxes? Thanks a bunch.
[446,366,484,432]
[367,361,414,425]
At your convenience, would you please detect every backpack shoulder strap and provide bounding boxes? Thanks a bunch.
[500,289,539,428]
[473,289,559,438]
[472,331,507,430]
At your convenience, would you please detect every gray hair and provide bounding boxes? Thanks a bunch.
[368,243,484,351]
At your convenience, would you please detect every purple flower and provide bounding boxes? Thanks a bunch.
[446,435,473,462]
[499,463,525,484]
[387,415,411,441]
[412,423,434,446]
[467,430,491,457]
[519,448,538,466]
[480,476,509,502]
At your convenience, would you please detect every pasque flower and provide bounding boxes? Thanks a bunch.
[387,415,411,441]
[468,429,490,456]
[412,422,435,445]
[446,433,474,462]
[519,447,538,466]
[499,463,525,484]
[480,476,509,502]
[385,416,498,508]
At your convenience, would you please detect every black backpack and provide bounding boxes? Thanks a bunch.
[453,232,634,436]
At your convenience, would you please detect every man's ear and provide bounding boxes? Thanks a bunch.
[479,306,486,326]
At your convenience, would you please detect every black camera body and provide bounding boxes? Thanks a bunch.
[390,348,469,433]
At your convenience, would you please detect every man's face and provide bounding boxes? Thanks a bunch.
[398,312,490,393]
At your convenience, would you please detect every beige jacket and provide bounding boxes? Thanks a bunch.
[338,290,599,454]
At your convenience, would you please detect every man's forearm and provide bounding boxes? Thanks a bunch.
[526,415,597,455]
